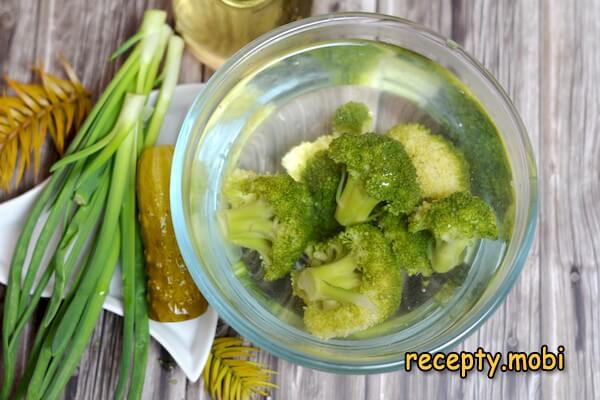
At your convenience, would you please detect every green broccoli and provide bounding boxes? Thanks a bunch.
[281,133,343,240]
[292,224,403,339]
[409,192,498,273]
[281,101,371,180]
[387,123,470,200]
[220,169,316,280]
[378,212,434,277]
[332,101,373,135]
[301,151,343,240]
[426,66,514,236]
[329,133,421,226]
[281,134,336,181]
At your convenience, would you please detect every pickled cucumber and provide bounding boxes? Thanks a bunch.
[137,145,207,322]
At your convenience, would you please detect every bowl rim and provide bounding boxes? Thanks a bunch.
[171,11,538,373]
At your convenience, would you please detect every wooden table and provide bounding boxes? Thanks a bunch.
[0,0,598,399]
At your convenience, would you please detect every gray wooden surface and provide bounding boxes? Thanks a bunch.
[0,0,597,399]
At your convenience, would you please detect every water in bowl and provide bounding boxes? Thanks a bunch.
[207,39,514,338]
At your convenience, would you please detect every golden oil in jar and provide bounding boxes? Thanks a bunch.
[173,0,312,69]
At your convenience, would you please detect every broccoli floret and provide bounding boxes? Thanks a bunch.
[425,70,514,236]
[222,168,261,207]
[409,192,498,273]
[292,224,403,339]
[378,212,434,277]
[281,101,371,180]
[329,133,421,226]
[282,137,343,240]
[281,135,336,181]
[220,170,316,280]
[387,123,470,200]
[301,151,343,240]
[304,237,347,267]
[332,101,373,135]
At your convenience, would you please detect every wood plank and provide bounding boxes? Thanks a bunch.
[540,1,600,399]
[0,0,41,93]
[0,0,46,201]
[312,0,376,14]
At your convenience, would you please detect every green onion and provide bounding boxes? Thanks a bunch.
[45,229,122,400]
[42,168,110,327]
[129,232,150,400]
[114,129,139,400]
[143,25,172,94]
[42,122,136,400]
[16,165,81,314]
[145,36,184,147]
[1,45,141,381]
[50,94,145,356]
[136,10,168,93]
[74,93,146,188]
[0,9,183,399]
[1,178,58,389]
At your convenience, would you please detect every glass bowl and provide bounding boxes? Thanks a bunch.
[171,13,538,373]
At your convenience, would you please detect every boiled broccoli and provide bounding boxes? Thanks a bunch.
[281,134,343,240]
[378,212,434,277]
[220,169,316,280]
[409,192,498,273]
[292,224,403,339]
[301,151,343,240]
[332,101,373,135]
[281,101,371,180]
[329,133,421,226]
[281,134,336,181]
[387,123,470,200]
[424,71,514,236]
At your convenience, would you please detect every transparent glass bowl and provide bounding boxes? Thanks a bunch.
[171,13,538,373]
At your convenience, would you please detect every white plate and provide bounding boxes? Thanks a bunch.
[0,84,218,383]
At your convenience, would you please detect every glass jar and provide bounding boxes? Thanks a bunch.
[173,0,312,69]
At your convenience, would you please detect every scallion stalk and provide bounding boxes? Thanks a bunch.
[144,36,184,147]
[128,232,150,399]
[0,9,183,399]
[41,113,137,400]
[49,94,145,356]
[114,127,139,400]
